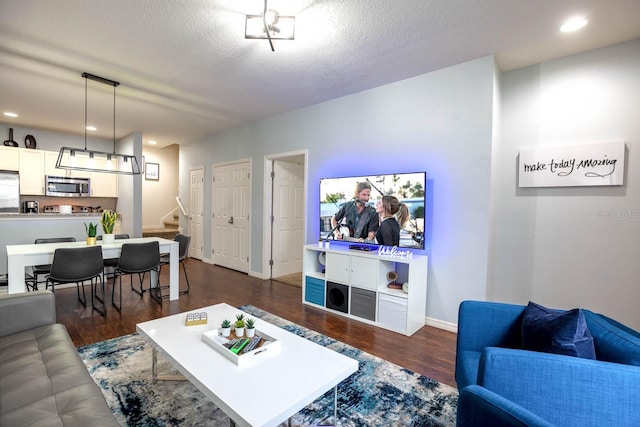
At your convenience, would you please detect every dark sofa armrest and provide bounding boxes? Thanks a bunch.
[0,291,56,337]
[457,385,555,427]
[479,347,640,426]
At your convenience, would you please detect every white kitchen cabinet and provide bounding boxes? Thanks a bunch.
[44,150,117,196]
[302,244,428,336]
[90,171,118,197]
[18,149,45,195]
[0,146,20,171]
[44,151,89,178]
[44,151,62,177]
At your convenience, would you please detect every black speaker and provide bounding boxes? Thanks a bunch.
[326,281,349,313]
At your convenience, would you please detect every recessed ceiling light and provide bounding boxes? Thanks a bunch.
[3,112,18,118]
[86,125,97,131]
[560,16,588,32]
[148,140,157,145]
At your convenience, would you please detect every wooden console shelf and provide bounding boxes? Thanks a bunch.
[302,244,428,336]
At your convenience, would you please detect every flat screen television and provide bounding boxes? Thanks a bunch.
[319,172,426,249]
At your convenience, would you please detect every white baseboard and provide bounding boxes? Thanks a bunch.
[425,317,458,334]
[249,270,264,279]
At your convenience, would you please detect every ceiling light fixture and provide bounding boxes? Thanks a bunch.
[56,72,141,175]
[245,0,295,51]
[560,16,588,32]
[3,112,18,118]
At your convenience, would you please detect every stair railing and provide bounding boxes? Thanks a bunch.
[176,197,188,217]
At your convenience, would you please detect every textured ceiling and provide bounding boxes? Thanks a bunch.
[1,0,639,148]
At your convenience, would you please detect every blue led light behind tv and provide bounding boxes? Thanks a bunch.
[319,172,426,249]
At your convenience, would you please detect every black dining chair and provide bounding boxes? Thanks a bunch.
[152,234,191,303]
[45,245,106,316]
[112,241,160,312]
[25,237,76,291]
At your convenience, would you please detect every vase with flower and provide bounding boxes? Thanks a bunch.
[85,222,97,245]
[100,210,118,244]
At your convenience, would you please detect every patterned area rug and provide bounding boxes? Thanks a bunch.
[78,305,457,426]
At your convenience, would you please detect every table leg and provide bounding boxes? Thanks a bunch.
[333,385,338,423]
[169,242,179,300]
[7,257,27,294]
[151,347,186,382]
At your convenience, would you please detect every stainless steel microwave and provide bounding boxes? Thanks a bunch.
[45,176,91,197]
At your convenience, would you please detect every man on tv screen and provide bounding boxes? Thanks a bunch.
[330,182,379,242]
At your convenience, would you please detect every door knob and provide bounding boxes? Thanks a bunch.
[228,216,234,224]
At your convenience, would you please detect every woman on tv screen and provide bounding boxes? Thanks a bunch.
[375,195,410,246]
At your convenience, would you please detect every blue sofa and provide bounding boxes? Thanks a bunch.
[455,300,640,427]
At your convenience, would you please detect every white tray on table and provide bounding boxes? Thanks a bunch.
[202,328,281,366]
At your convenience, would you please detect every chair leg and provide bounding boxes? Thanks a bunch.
[112,274,122,312]
[180,261,190,295]
[95,274,105,305]
[36,273,47,291]
[91,276,106,316]
[102,268,111,294]
[25,274,37,292]
[150,267,165,305]
[131,272,148,296]
[76,281,87,307]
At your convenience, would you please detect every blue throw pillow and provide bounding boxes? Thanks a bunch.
[522,301,596,359]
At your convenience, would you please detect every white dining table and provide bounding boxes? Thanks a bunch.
[6,237,180,300]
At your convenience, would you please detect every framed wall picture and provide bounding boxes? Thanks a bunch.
[145,162,159,180]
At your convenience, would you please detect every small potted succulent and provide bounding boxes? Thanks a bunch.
[245,317,256,338]
[234,314,245,337]
[85,222,97,245]
[220,319,231,337]
[100,210,118,244]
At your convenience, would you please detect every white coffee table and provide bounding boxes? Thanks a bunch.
[136,303,358,427]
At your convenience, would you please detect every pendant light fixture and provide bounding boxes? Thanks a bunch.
[56,72,141,175]
[245,0,295,51]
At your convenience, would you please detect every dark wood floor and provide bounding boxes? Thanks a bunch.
[55,258,458,388]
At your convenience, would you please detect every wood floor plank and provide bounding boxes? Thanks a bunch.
[54,259,457,387]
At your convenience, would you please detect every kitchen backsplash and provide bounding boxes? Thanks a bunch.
[18,195,117,214]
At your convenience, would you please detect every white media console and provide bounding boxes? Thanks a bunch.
[302,243,428,336]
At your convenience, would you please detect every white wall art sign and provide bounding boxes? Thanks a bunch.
[519,141,625,187]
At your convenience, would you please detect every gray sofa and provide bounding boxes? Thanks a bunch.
[0,291,119,426]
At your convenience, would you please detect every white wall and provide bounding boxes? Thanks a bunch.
[495,38,640,328]
[181,56,497,326]
[0,125,114,153]
[141,144,179,228]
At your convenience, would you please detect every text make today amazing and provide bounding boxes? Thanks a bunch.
[518,141,624,187]
[523,155,618,178]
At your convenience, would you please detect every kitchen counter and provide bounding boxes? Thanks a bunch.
[0,213,101,219]
[0,214,105,274]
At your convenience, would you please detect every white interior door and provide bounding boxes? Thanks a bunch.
[271,160,304,277]
[212,161,250,273]
[188,168,204,260]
